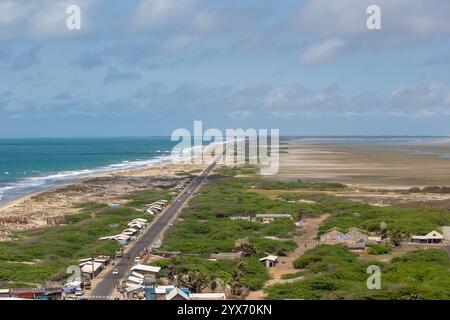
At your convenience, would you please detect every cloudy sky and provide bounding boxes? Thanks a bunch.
[1,0,450,137]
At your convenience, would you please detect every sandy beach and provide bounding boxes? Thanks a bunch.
[0,161,207,240]
[274,139,450,189]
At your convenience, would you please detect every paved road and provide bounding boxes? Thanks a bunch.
[90,159,218,298]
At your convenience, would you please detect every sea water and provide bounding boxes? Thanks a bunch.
[0,137,178,204]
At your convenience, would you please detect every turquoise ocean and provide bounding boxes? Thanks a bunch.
[0,137,178,204]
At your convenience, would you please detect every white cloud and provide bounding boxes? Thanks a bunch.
[299,38,345,64]
[162,34,197,51]
[131,0,197,30]
[0,0,97,39]
[389,83,450,116]
[291,0,450,39]
[290,0,450,64]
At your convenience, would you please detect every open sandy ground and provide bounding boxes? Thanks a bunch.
[274,140,450,189]
[246,214,329,300]
[0,161,206,240]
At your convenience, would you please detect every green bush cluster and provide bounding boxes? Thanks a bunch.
[265,245,450,300]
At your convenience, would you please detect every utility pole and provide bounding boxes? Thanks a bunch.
[91,255,95,280]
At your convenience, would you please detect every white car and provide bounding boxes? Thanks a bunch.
[134,257,140,264]
[112,268,119,275]
[75,289,84,296]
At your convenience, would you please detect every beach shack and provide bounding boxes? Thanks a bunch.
[367,236,382,244]
[80,261,103,278]
[411,230,444,244]
[190,293,226,300]
[122,228,139,236]
[259,255,278,268]
[128,221,145,229]
[130,264,161,278]
[320,228,345,242]
[0,289,10,298]
[345,227,369,243]
[166,288,189,301]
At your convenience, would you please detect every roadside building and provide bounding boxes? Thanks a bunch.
[80,261,103,278]
[367,236,382,244]
[190,293,226,300]
[130,264,161,277]
[320,228,345,242]
[255,214,292,223]
[259,255,278,268]
[344,227,369,243]
[128,221,145,229]
[127,275,144,286]
[0,289,10,298]
[10,288,37,299]
[154,285,175,300]
[122,228,139,236]
[166,288,190,300]
[411,230,444,244]
[346,241,366,250]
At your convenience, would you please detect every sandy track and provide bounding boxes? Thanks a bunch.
[246,214,329,300]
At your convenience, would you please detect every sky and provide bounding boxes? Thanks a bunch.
[1,0,450,137]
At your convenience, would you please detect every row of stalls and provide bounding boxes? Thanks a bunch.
[120,264,225,301]
[174,179,190,191]
[123,275,225,301]
[122,264,161,297]
[145,199,168,216]
[0,287,63,300]
[98,218,148,245]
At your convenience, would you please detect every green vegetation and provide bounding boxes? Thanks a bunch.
[0,187,169,287]
[259,180,347,190]
[156,256,270,291]
[216,165,258,177]
[276,192,450,235]
[367,243,393,255]
[265,244,450,300]
[125,189,173,209]
[159,173,305,290]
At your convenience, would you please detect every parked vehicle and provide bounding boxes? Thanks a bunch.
[112,268,119,275]
[75,288,84,296]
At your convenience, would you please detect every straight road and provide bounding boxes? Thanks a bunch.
[90,159,218,298]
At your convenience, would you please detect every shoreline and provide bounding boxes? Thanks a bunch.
[0,142,226,239]
[0,161,207,240]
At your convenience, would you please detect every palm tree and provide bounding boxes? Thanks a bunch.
[230,261,247,296]
[166,264,176,284]
[296,207,305,222]
[389,229,403,246]
[380,221,388,239]
[240,243,256,258]
[178,270,208,293]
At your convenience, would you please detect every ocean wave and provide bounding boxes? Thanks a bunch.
[0,153,174,204]
[0,140,225,204]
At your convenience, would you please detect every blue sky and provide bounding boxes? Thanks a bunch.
[1,0,450,137]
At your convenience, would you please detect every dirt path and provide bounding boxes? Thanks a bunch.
[246,214,329,300]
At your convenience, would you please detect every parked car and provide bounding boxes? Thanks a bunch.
[134,257,140,264]
[75,288,84,296]
[112,268,119,275]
